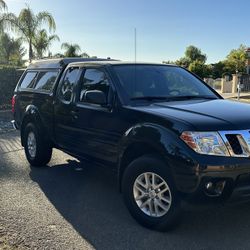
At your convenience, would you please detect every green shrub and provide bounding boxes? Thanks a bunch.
[0,67,24,108]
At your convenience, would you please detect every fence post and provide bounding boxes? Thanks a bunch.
[232,74,238,93]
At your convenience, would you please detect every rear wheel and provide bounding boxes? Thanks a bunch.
[122,155,181,231]
[23,123,52,167]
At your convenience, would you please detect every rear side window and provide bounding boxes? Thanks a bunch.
[19,71,37,89]
[34,71,58,92]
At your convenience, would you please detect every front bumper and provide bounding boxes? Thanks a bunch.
[175,157,250,196]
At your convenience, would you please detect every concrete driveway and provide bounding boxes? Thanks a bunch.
[1,131,250,249]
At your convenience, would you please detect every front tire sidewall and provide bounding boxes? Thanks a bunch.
[122,155,181,231]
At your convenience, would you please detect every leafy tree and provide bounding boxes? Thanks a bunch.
[188,60,211,78]
[224,44,247,73]
[210,61,226,79]
[185,45,207,64]
[61,43,81,57]
[0,32,25,65]
[175,57,191,68]
[162,60,175,64]
[171,45,208,78]
[171,45,207,74]
[0,5,56,62]
[33,29,60,59]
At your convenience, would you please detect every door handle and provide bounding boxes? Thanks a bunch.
[70,110,79,120]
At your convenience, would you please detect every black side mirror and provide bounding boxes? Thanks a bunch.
[63,90,72,102]
[84,90,106,105]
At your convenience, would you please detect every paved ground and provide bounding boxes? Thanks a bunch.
[2,132,250,249]
[3,101,250,249]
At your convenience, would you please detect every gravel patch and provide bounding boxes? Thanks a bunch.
[0,110,14,134]
[0,121,14,134]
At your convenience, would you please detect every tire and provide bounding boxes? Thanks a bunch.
[122,154,181,231]
[23,122,52,167]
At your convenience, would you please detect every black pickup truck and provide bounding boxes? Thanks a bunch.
[12,58,250,231]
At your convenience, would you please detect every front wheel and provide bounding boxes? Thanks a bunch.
[23,123,52,167]
[122,155,181,231]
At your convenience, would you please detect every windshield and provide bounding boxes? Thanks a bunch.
[113,65,219,102]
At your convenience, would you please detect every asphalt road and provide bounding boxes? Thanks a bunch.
[2,131,250,249]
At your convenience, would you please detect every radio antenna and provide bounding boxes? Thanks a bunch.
[134,28,137,95]
[134,28,137,63]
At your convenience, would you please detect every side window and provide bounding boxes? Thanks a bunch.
[79,68,111,104]
[34,71,58,92]
[59,67,80,102]
[19,71,37,89]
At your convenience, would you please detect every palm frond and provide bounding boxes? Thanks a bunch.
[0,0,7,11]
[0,12,26,35]
[36,11,56,32]
[61,42,70,50]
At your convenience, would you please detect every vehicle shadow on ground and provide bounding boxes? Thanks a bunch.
[30,158,250,250]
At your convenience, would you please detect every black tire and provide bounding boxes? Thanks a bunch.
[23,123,52,167]
[122,155,181,231]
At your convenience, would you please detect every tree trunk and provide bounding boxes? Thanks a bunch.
[29,41,33,62]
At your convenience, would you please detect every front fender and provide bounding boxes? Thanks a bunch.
[118,123,200,193]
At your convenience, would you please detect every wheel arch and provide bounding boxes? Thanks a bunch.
[20,105,45,146]
[118,141,168,190]
[117,123,178,191]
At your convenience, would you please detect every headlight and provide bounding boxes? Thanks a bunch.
[180,131,230,156]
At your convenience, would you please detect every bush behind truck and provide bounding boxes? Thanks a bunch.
[0,67,23,109]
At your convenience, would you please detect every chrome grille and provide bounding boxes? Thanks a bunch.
[219,130,250,157]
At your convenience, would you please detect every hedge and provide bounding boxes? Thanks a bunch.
[0,67,24,109]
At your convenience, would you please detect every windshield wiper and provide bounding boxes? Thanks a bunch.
[130,96,168,101]
[130,95,217,101]
[166,95,218,101]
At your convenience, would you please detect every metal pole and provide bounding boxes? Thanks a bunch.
[134,28,137,63]
[237,75,241,100]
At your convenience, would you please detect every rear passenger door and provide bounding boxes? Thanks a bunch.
[54,66,81,151]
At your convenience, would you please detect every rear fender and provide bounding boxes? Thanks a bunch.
[20,105,45,146]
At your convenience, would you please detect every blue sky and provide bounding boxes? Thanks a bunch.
[5,0,250,63]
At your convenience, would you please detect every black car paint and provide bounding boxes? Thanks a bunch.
[13,59,250,196]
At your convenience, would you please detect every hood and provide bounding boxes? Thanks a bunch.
[131,99,250,131]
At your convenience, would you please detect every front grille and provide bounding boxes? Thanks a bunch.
[219,130,250,157]
[225,134,243,155]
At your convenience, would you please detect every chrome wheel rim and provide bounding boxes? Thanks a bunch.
[133,172,172,217]
[27,131,36,158]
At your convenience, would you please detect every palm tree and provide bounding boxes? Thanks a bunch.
[33,29,60,59]
[61,43,81,57]
[0,5,56,62]
[81,52,90,58]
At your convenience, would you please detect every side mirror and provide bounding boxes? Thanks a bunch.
[63,90,72,102]
[84,90,106,105]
